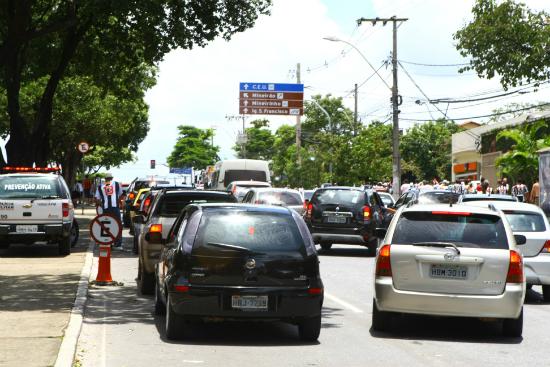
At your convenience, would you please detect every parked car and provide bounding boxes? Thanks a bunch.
[134,189,237,294]
[393,190,460,210]
[132,190,159,254]
[373,204,526,337]
[226,180,271,201]
[465,200,550,301]
[152,203,323,341]
[241,188,305,215]
[458,194,517,203]
[129,188,150,235]
[304,187,390,254]
[123,177,171,227]
[0,170,77,255]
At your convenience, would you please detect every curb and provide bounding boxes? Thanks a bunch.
[54,241,95,367]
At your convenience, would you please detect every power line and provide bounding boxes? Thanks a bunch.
[398,59,470,67]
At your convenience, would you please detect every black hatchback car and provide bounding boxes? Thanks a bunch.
[152,204,323,341]
[304,187,390,254]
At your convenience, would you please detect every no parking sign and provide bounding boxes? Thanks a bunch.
[90,214,122,245]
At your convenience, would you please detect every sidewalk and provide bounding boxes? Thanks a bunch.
[0,212,95,367]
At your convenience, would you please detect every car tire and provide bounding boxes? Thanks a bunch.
[372,299,391,332]
[59,236,71,256]
[139,260,155,295]
[502,307,523,338]
[165,293,184,340]
[154,280,166,315]
[542,285,550,302]
[298,315,321,342]
[320,243,332,251]
[70,219,79,247]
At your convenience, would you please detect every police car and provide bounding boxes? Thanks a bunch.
[0,167,77,255]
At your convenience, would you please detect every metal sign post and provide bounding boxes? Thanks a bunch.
[89,214,122,285]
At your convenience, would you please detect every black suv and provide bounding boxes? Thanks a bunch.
[152,204,323,341]
[304,187,390,254]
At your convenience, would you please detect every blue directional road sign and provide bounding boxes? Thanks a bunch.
[169,167,193,174]
[239,83,304,92]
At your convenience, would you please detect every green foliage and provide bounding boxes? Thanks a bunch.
[167,126,219,169]
[401,119,462,181]
[455,0,550,89]
[234,119,275,160]
[495,120,550,186]
[350,122,392,183]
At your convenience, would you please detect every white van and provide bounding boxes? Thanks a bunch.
[209,159,271,190]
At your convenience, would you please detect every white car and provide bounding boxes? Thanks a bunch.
[0,171,77,255]
[373,204,525,337]
[465,200,550,301]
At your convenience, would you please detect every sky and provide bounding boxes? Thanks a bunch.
[110,0,550,183]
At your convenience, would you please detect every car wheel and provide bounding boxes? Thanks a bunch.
[542,285,550,302]
[502,307,523,338]
[70,219,79,247]
[132,236,139,255]
[154,280,166,315]
[298,315,321,342]
[320,243,332,251]
[165,293,184,340]
[59,236,71,256]
[372,299,391,332]
[139,260,155,295]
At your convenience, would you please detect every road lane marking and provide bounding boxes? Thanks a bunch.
[324,292,364,313]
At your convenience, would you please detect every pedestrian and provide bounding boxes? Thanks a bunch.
[95,172,125,248]
[502,177,510,194]
[512,180,529,202]
[72,180,84,206]
[467,182,476,194]
[530,178,540,205]
[83,175,92,205]
[400,179,410,194]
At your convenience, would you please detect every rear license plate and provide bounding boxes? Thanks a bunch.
[16,225,38,233]
[231,295,268,310]
[430,264,468,280]
[326,216,346,224]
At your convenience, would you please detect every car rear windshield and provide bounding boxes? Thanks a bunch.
[259,191,302,206]
[224,170,267,186]
[313,189,364,206]
[418,192,460,204]
[379,194,393,206]
[503,211,546,232]
[462,196,515,202]
[194,210,305,253]
[0,176,62,199]
[392,211,508,249]
[157,194,236,216]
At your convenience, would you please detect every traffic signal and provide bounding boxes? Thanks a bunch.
[150,159,156,169]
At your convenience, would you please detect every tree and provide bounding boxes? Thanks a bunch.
[401,119,461,181]
[0,0,272,165]
[234,119,275,160]
[350,121,392,183]
[167,126,218,169]
[454,0,550,89]
[496,120,550,187]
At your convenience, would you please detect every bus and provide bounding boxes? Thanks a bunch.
[208,159,271,190]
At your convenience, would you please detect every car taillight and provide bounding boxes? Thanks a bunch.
[174,285,190,292]
[363,205,371,220]
[306,202,313,218]
[128,192,135,200]
[375,244,392,277]
[149,224,162,233]
[308,287,323,295]
[540,240,550,254]
[303,200,309,210]
[506,250,524,283]
[62,203,69,217]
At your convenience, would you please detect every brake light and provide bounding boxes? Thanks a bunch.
[143,196,151,209]
[303,200,309,210]
[62,203,69,217]
[306,202,313,218]
[432,211,471,216]
[308,287,323,295]
[149,224,162,233]
[375,244,392,277]
[363,205,371,220]
[506,250,524,283]
[540,240,550,254]
[174,285,190,292]
[128,192,135,200]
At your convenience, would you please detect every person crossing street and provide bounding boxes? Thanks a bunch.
[95,172,125,248]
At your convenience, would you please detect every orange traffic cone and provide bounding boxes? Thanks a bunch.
[95,244,113,284]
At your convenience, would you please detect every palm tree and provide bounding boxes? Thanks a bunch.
[495,120,550,187]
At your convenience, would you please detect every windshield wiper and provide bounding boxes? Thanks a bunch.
[207,242,252,252]
[412,241,461,255]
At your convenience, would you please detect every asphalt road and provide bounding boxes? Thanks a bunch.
[76,232,550,367]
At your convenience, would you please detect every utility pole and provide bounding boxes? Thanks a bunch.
[353,83,358,137]
[357,16,407,199]
[242,115,246,159]
[295,63,301,167]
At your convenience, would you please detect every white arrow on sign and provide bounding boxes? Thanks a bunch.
[244,100,249,106]
[244,84,249,90]
[244,93,249,98]
[243,108,249,113]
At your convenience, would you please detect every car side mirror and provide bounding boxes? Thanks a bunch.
[375,228,387,238]
[514,234,527,246]
[133,215,144,224]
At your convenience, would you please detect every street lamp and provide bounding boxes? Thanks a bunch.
[309,99,333,183]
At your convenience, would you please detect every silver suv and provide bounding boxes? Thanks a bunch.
[373,204,526,337]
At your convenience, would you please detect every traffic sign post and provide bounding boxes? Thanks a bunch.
[89,214,122,285]
[238,82,304,116]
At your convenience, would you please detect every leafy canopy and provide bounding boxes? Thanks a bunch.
[167,125,219,169]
